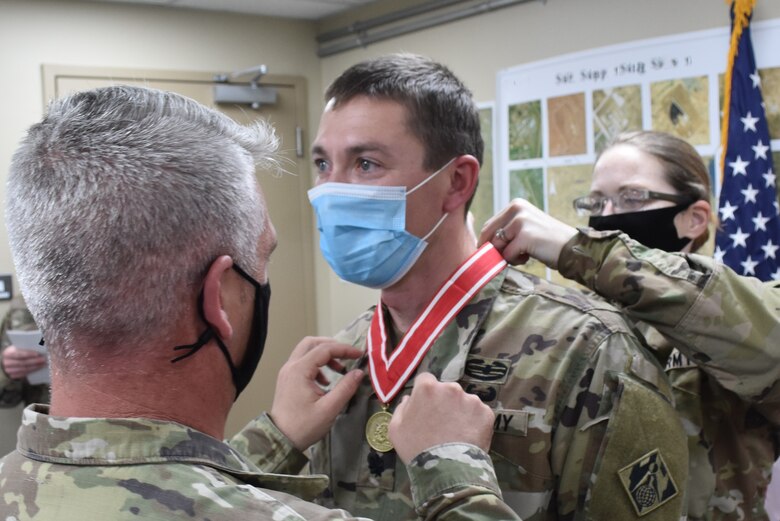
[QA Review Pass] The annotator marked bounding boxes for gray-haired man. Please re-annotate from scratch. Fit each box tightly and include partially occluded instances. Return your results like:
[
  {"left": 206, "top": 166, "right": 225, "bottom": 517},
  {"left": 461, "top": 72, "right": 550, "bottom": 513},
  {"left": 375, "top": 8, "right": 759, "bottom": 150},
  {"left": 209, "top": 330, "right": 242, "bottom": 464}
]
[{"left": 0, "top": 85, "right": 521, "bottom": 520}]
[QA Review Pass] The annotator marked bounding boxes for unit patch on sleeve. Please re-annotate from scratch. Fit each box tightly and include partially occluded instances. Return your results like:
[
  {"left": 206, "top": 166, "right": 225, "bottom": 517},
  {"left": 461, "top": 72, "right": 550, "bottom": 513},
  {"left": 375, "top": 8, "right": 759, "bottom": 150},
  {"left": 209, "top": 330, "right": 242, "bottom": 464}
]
[{"left": 617, "top": 449, "right": 679, "bottom": 516}]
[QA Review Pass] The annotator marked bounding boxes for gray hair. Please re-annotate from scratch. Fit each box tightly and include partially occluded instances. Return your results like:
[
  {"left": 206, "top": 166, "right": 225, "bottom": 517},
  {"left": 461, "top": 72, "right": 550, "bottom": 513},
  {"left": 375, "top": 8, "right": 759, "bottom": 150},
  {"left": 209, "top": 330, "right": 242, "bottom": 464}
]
[{"left": 6, "top": 85, "right": 278, "bottom": 356}]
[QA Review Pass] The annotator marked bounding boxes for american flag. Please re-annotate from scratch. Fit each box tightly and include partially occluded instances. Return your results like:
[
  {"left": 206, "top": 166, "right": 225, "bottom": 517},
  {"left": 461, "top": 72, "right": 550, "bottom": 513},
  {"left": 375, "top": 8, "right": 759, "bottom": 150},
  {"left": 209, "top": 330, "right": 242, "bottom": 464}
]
[{"left": 715, "top": 0, "right": 780, "bottom": 281}]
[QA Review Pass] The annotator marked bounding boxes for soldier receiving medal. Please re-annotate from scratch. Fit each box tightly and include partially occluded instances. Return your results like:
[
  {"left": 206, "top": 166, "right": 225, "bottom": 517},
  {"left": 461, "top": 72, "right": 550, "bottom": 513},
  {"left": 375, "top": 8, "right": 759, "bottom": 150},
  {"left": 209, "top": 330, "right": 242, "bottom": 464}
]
[{"left": 253, "top": 53, "right": 690, "bottom": 521}]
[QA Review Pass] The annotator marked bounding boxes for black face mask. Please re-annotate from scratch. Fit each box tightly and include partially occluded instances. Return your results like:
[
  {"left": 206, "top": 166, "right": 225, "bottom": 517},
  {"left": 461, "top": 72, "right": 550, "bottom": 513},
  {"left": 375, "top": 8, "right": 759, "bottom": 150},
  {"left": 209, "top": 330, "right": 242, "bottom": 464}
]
[
  {"left": 588, "top": 203, "right": 693, "bottom": 253},
  {"left": 171, "top": 263, "right": 271, "bottom": 399}
]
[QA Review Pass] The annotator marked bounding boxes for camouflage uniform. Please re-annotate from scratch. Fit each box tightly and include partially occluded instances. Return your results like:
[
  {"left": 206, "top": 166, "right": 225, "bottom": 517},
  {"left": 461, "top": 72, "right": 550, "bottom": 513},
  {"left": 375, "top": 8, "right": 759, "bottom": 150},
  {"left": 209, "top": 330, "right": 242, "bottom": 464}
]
[
  {"left": 0, "top": 405, "right": 522, "bottom": 520},
  {"left": 246, "top": 267, "right": 688, "bottom": 520},
  {"left": 0, "top": 298, "right": 49, "bottom": 407},
  {"left": 557, "top": 228, "right": 780, "bottom": 521}
]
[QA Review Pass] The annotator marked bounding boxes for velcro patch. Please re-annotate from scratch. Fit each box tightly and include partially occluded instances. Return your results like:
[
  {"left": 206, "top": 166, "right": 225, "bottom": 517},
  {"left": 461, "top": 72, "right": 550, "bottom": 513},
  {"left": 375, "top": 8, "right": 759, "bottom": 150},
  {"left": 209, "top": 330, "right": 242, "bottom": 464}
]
[
  {"left": 462, "top": 356, "right": 511, "bottom": 384},
  {"left": 463, "top": 382, "right": 500, "bottom": 405},
  {"left": 618, "top": 449, "right": 679, "bottom": 516},
  {"left": 665, "top": 348, "right": 697, "bottom": 370},
  {"left": 492, "top": 409, "right": 528, "bottom": 437}
]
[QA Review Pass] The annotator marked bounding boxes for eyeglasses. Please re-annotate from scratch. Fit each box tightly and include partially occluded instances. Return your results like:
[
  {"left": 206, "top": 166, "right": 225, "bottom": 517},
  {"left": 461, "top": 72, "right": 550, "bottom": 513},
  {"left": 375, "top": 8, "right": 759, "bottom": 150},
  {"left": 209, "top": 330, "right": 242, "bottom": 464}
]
[{"left": 572, "top": 188, "right": 693, "bottom": 216}]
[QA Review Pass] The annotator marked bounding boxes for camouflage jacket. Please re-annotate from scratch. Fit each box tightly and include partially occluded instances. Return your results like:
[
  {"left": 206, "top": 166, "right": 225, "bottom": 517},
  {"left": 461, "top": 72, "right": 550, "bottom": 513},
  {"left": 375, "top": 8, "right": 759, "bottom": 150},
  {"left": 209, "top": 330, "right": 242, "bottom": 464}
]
[
  {"left": 0, "top": 298, "right": 49, "bottom": 407},
  {"left": 0, "top": 405, "right": 521, "bottom": 520},
  {"left": 558, "top": 228, "right": 780, "bottom": 521},
  {"left": 268, "top": 267, "right": 687, "bottom": 520}
]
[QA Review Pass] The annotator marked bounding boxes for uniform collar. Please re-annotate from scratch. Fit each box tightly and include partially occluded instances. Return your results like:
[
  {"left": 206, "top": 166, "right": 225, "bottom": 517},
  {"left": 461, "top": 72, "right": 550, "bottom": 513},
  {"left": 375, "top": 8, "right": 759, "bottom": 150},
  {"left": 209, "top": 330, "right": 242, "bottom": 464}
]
[{"left": 384, "top": 267, "right": 508, "bottom": 385}]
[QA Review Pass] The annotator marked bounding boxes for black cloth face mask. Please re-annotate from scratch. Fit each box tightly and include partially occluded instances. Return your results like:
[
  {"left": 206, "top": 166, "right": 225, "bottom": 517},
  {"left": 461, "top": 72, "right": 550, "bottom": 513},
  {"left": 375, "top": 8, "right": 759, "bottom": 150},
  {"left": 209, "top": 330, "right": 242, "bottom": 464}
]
[
  {"left": 171, "top": 263, "right": 271, "bottom": 399},
  {"left": 588, "top": 202, "right": 693, "bottom": 253}
]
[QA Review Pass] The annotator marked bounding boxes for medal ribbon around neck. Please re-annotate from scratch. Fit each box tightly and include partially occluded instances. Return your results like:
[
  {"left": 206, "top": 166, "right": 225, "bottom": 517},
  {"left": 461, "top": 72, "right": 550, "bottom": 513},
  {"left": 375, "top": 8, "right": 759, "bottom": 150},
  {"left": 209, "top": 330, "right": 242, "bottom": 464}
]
[{"left": 367, "top": 242, "right": 507, "bottom": 404}]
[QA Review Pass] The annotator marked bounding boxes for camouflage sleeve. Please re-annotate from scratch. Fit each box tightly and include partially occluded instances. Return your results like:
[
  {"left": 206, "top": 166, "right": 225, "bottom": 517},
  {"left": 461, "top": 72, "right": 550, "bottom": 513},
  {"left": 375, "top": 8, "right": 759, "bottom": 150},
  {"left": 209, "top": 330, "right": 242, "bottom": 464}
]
[
  {"left": 232, "top": 431, "right": 522, "bottom": 519},
  {"left": 558, "top": 228, "right": 780, "bottom": 411},
  {"left": 228, "top": 412, "right": 309, "bottom": 475},
  {"left": 406, "top": 443, "right": 523, "bottom": 520},
  {"left": 256, "top": 445, "right": 522, "bottom": 521}
]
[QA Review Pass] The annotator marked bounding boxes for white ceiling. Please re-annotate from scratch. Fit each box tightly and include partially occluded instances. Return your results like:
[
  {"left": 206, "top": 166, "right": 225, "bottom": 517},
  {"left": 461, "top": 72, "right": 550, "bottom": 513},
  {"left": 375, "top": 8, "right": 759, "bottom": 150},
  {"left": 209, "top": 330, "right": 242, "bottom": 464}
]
[{"left": 90, "top": 0, "right": 381, "bottom": 20}]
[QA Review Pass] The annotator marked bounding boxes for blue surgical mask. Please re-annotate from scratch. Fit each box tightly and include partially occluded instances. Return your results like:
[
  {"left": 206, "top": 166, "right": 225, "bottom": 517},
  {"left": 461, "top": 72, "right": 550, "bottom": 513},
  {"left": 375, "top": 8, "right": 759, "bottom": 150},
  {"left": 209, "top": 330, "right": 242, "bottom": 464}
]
[{"left": 308, "top": 159, "right": 454, "bottom": 289}]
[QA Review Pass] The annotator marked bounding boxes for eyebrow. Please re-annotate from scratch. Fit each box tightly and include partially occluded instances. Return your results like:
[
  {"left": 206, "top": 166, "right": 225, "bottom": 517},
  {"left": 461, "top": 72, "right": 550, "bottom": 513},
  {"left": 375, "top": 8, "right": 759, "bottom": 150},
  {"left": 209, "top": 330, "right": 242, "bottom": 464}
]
[
  {"left": 310, "top": 142, "right": 392, "bottom": 157},
  {"left": 590, "top": 185, "right": 645, "bottom": 196}
]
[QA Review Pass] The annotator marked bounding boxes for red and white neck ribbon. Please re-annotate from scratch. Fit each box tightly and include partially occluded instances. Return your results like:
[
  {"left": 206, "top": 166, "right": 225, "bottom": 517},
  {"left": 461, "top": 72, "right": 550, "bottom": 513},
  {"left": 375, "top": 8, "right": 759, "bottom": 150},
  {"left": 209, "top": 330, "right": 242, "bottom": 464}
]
[{"left": 367, "top": 242, "right": 507, "bottom": 404}]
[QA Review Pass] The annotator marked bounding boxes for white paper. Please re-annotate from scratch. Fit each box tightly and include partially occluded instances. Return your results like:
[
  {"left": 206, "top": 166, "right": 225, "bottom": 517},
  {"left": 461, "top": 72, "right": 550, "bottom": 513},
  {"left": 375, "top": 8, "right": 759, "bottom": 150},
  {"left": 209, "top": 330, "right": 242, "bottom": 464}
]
[{"left": 6, "top": 329, "right": 49, "bottom": 385}]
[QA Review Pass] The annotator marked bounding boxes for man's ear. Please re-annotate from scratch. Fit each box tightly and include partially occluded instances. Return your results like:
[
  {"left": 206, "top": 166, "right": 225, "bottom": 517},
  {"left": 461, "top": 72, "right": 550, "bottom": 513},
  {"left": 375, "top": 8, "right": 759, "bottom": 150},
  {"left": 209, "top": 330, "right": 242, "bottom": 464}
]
[
  {"left": 443, "top": 155, "right": 480, "bottom": 214},
  {"left": 676, "top": 200, "right": 712, "bottom": 239},
  {"left": 202, "top": 255, "right": 234, "bottom": 341}
]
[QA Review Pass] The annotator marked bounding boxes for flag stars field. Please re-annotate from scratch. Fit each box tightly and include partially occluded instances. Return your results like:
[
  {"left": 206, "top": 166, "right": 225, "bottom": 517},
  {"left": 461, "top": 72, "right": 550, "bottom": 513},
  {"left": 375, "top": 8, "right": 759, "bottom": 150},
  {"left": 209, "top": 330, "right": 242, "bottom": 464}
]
[
  {"left": 752, "top": 140, "right": 769, "bottom": 159},
  {"left": 729, "top": 228, "right": 750, "bottom": 248},
  {"left": 762, "top": 240, "right": 779, "bottom": 260},
  {"left": 715, "top": 10, "right": 780, "bottom": 281},
  {"left": 741, "top": 256, "right": 759, "bottom": 276},
  {"left": 749, "top": 71, "right": 761, "bottom": 88},
  {"left": 719, "top": 201, "right": 738, "bottom": 221},
  {"left": 729, "top": 156, "right": 749, "bottom": 175},
  {"left": 740, "top": 111, "right": 759, "bottom": 132},
  {"left": 753, "top": 212, "right": 770, "bottom": 232},
  {"left": 741, "top": 184, "right": 759, "bottom": 203},
  {"left": 763, "top": 168, "right": 776, "bottom": 188}
]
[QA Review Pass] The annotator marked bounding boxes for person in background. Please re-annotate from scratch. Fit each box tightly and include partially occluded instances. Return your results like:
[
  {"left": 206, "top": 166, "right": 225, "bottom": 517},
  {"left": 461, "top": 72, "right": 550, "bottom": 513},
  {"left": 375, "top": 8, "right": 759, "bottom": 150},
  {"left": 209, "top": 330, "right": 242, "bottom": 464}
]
[
  {"left": 0, "top": 297, "right": 48, "bottom": 407},
  {"left": 252, "top": 54, "right": 688, "bottom": 521},
  {"left": 0, "top": 84, "right": 522, "bottom": 520},
  {"left": 482, "top": 130, "right": 780, "bottom": 521}
]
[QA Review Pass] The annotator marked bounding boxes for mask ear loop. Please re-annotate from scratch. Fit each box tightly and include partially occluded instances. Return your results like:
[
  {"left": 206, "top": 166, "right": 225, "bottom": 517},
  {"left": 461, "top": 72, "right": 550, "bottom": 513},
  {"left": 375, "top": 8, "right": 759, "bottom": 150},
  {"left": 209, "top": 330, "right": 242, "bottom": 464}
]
[
  {"left": 406, "top": 157, "right": 457, "bottom": 195},
  {"left": 408, "top": 157, "right": 457, "bottom": 242},
  {"left": 422, "top": 213, "right": 449, "bottom": 241},
  {"left": 170, "top": 290, "right": 239, "bottom": 382}
]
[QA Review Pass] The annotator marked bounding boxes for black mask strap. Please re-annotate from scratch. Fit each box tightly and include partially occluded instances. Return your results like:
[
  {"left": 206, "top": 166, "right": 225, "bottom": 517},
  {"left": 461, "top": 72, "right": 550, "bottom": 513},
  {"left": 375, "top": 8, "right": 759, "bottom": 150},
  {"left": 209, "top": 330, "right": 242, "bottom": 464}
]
[
  {"left": 232, "top": 263, "right": 260, "bottom": 291},
  {"left": 171, "top": 326, "right": 214, "bottom": 363},
  {"left": 171, "top": 292, "right": 239, "bottom": 379},
  {"left": 170, "top": 263, "right": 269, "bottom": 399}
]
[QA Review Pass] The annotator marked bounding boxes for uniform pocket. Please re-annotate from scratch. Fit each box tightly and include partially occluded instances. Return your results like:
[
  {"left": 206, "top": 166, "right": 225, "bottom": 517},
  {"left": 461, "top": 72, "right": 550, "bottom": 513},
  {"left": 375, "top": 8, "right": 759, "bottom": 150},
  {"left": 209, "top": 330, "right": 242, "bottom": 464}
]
[{"left": 489, "top": 408, "right": 555, "bottom": 491}]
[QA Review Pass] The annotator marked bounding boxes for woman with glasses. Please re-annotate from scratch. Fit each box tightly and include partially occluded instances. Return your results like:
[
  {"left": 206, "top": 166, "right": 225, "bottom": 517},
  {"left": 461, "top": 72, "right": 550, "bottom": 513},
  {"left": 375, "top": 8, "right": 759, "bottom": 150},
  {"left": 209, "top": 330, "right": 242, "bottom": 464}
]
[
  {"left": 574, "top": 131, "right": 713, "bottom": 253},
  {"left": 482, "top": 130, "right": 779, "bottom": 521}
]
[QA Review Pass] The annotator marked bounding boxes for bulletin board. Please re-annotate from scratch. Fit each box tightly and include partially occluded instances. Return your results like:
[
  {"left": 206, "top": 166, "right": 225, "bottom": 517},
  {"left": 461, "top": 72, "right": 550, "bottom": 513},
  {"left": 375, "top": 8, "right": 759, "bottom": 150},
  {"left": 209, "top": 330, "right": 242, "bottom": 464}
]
[{"left": 495, "top": 19, "right": 780, "bottom": 282}]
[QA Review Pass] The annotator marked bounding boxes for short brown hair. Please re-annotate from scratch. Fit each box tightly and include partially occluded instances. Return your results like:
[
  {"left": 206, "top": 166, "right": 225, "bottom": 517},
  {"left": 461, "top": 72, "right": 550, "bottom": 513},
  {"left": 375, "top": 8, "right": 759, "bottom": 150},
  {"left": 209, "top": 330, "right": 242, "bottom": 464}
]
[{"left": 325, "top": 54, "right": 483, "bottom": 212}]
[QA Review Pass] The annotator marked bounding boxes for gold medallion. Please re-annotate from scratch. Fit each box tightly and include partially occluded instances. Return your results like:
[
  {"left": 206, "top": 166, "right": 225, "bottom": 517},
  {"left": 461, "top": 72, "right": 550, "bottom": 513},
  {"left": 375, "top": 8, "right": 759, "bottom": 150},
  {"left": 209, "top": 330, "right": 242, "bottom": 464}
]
[{"left": 365, "top": 410, "right": 394, "bottom": 452}]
